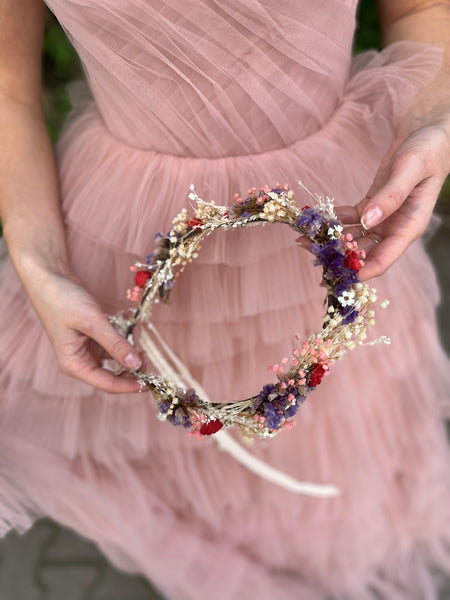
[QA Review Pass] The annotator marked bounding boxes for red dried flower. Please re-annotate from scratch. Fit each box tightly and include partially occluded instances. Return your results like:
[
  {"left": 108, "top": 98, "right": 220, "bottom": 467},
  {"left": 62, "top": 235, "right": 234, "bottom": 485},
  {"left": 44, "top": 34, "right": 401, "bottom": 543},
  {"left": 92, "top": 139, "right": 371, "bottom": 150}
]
[
  {"left": 187, "top": 218, "right": 204, "bottom": 230},
  {"left": 135, "top": 270, "right": 151, "bottom": 287},
  {"left": 309, "top": 364, "right": 326, "bottom": 387},
  {"left": 344, "top": 251, "right": 361, "bottom": 273},
  {"left": 302, "top": 205, "right": 311, "bottom": 210},
  {"left": 199, "top": 419, "right": 224, "bottom": 435}
]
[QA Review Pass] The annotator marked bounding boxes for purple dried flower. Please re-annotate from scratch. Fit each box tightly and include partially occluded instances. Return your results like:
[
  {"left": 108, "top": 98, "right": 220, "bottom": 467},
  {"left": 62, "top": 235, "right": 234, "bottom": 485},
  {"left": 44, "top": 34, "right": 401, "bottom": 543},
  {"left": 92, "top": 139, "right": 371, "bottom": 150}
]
[
  {"left": 340, "top": 305, "right": 359, "bottom": 325},
  {"left": 328, "top": 219, "right": 341, "bottom": 230},
  {"left": 284, "top": 402, "right": 300, "bottom": 419},
  {"left": 345, "top": 268, "right": 359, "bottom": 283},
  {"left": 158, "top": 401, "right": 170, "bottom": 414},
  {"left": 313, "top": 240, "right": 346, "bottom": 278},
  {"left": 335, "top": 269, "right": 359, "bottom": 296},
  {"left": 270, "top": 394, "right": 290, "bottom": 412},
  {"left": 262, "top": 383, "right": 276, "bottom": 395},
  {"left": 334, "top": 281, "right": 348, "bottom": 297},
  {"left": 253, "top": 383, "right": 276, "bottom": 410},
  {"left": 167, "top": 407, "right": 192, "bottom": 429},
  {"left": 253, "top": 396, "right": 263, "bottom": 410},
  {"left": 183, "top": 388, "right": 200, "bottom": 404},
  {"left": 264, "top": 403, "right": 283, "bottom": 430},
  {"left": 295, "top": 208, "right": 326, "bottom": 237}
]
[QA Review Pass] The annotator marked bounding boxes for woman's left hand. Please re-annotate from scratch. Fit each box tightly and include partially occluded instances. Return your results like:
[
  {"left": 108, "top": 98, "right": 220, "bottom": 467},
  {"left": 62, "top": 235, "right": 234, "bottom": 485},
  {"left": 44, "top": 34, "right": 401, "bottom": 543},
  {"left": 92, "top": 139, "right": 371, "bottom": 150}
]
[{"left": 335, "top": 119, "right": 450, "bottom": 282}]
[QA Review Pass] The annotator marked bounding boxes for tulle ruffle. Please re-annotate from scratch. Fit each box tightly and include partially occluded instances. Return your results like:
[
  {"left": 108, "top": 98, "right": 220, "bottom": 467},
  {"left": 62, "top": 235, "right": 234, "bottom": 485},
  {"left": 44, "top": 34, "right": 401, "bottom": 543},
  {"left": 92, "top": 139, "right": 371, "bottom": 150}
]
[
  {"left": 0, "top": 332, "right": 450, "bottom": 600},
  {"left": 56, "top": 41, "right": 443, "bottom": 258}
]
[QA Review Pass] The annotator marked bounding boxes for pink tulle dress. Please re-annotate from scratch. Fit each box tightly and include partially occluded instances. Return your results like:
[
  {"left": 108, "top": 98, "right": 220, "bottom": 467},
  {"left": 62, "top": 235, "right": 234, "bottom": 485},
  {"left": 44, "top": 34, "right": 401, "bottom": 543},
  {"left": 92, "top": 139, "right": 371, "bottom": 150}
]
[{"left": 1, "top": 0, "right": 450, "bottom": 598}]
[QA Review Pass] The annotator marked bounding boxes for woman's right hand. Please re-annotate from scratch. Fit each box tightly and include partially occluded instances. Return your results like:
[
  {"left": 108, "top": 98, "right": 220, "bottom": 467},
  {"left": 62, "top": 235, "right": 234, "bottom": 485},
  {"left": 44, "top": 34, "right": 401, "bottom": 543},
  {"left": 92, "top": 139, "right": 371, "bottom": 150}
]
[
  {"left": 1, "top": 1, "right": 143, "bottom": 394},
  {"left": 19, "top": 256, "right": 144, "bottom": 394}
]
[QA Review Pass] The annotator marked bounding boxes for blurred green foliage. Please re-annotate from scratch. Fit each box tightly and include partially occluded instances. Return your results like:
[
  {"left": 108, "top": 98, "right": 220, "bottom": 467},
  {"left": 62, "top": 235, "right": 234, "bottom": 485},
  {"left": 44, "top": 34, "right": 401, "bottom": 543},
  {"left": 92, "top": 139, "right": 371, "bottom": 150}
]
[
  {"left": 42, "top": 12, "right": 82, "bottom": 140},
  {"left": 354, "top": 0, "right": 382, "bottom": 53}
]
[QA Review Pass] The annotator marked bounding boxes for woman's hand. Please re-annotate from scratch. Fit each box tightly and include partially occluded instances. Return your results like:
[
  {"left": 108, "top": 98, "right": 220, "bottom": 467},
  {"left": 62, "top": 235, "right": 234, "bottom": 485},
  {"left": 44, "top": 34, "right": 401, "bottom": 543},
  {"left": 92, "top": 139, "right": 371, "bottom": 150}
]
[
  {"left": 338, "top": 0, "right": 450, "bottom": 281},
  {"left": 0, "top": 2, "right": 143, "bottom": 394},
  {"left": 336, "top": 119, "right": 450, "bottom": 281},
  {"left": 20, "top": 257, "right": 143, "bottom": 394}
]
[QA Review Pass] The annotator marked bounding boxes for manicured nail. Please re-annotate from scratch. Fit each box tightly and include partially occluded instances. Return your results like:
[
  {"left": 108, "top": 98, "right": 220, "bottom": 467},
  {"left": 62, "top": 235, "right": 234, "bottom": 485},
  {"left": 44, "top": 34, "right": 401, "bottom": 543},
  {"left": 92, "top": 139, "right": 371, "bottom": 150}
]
[
  {"left": 361, "top": 207, "right": 382, "bottom": 229},
  {"left": 124, "top": 352, "right": 142, "bottom": 370}
]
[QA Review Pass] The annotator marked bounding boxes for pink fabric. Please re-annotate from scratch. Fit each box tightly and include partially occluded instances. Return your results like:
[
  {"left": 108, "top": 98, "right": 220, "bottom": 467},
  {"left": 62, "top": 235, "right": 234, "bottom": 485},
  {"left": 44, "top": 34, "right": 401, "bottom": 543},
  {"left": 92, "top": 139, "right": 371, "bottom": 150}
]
[{"left": 1, "top": 0, "right": 450, "bottom": 597}]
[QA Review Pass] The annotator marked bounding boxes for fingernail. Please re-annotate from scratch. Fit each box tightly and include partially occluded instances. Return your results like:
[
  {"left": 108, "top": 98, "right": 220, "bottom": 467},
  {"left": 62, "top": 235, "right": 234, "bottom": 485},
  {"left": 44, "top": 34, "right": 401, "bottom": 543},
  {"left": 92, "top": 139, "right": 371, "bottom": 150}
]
[
  {"left": 124, "top": 352, "right": 142, "bottom": 370},
  {"left": 361, "top": 207, "right": 382, "bottom": 229}
]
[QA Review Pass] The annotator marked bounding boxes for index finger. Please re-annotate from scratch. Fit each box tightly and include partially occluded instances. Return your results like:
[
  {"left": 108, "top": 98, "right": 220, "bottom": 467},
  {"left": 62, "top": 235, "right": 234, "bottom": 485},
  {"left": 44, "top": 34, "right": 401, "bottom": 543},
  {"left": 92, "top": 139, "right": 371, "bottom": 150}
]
[
  {"left": 67, "top": 355, "right": 145, "bottom": 394},
  {"left": 334, "top": 205, "right": 363, "bottom": 225}
]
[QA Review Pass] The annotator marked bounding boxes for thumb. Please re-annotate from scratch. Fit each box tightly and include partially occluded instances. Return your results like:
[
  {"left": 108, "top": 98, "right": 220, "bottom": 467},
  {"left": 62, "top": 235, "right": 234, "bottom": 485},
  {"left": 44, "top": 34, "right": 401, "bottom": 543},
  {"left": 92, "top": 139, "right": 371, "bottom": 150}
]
[
  {"left": 360, "top": 150, "right": 424, "bottom": 230},
  {"left": 87, "top": 312, "right": 142, "bottom": 371},
  {"left": 357, "top": 137, "right": 408, "bottom": 228},
  {"left": 364, "top": 137, "right": 406, "bottom": 200}
]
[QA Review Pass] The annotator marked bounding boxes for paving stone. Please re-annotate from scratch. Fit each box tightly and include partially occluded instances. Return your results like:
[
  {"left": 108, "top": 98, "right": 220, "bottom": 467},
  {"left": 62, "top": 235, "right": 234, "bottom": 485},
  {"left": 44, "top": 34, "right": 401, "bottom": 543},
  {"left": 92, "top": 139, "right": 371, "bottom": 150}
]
[
  {"left": 83, "top": 568, "right": 162, "bottom": 600},
  {"left": 0, "top": 520, "right": 162, "bottom": 600},
  {"left": 426, "top": 209, "right": 450, "bottom": 353},
  {"left": 42, "top": 522, "right": 101, "bottom": 562},
  {"left": 38, "top": 562, "right": 106, "bottom": 600},
  {"left": 0, "top": 521, "right": 54, "bottom": 600}
]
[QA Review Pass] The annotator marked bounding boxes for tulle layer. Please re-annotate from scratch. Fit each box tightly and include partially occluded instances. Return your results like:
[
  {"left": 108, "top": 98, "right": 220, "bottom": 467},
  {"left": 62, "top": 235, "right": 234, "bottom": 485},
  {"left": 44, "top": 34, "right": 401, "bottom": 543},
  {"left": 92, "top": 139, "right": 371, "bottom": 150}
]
[
  {"left": 56, "top": 41, "right": 443, "bottom": 258},
  {"left": 0, "top": 221, "right": 447, "bottom": 405},
  {"left": 0, "top": 329, "right": 450, "bottom": 600}
]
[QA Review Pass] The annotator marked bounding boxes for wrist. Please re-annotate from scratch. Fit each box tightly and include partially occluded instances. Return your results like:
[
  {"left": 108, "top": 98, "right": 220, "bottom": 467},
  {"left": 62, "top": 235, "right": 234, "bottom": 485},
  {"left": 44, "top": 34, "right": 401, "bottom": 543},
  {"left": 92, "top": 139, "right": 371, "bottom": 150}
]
[
  {"left": 395, "top": 96, "right": 450, "bottom": 139},
  {"left": 4, "top": 223, "right": 73, "bottom": 282},
  {"left": 16, "top": 248, "right": 73, "bottom": 280}
]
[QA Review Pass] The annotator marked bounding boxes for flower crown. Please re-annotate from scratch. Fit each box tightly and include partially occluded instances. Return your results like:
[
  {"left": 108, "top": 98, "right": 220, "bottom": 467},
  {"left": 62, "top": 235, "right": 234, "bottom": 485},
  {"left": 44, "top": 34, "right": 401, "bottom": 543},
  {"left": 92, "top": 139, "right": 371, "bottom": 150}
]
[{"left": 112, "top": 182, "right": 389, "bottom": 439}]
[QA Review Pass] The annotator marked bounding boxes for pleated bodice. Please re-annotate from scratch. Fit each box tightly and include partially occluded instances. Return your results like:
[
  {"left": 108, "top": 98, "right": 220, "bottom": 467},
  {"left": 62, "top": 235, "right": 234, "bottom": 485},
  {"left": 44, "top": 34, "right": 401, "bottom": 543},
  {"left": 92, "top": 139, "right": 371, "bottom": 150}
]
[{"left": 45, "top": 0, "right": 356, "bottom": 157}]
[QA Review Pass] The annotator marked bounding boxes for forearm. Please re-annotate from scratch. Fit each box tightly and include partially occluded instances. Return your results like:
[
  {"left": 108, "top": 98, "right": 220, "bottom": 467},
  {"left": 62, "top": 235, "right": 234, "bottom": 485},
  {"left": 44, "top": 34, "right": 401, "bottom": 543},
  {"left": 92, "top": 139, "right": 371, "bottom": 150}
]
[
  {"left": 0, "top": 97, "right": 71, "bottom": 281},
  {"left": 378, "top": 1, "right": 450, "bottom": 135}
]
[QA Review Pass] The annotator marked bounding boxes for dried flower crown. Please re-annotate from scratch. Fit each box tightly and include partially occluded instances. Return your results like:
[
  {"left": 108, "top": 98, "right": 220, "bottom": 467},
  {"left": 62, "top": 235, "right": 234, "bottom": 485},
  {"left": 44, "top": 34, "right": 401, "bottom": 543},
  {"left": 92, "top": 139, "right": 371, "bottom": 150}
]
[{"left": 111, "top": 182, "right": 389, "bottom": 439}]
